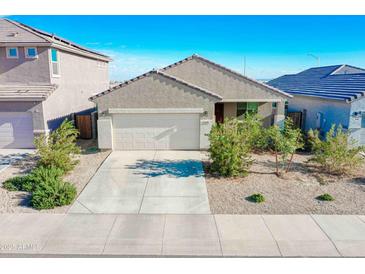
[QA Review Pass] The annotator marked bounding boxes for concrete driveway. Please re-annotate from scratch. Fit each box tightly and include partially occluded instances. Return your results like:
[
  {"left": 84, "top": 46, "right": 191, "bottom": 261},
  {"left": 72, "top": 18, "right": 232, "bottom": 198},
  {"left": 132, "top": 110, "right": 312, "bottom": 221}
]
[{"left": 69, "top": 150, "right": 210, "bottom": 214}]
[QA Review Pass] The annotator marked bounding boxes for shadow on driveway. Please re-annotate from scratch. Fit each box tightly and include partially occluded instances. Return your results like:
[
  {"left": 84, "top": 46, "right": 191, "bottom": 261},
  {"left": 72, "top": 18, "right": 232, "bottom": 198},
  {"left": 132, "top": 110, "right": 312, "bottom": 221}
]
[{"left": 126, "top": 159, "right": 204, "bottom": 178}]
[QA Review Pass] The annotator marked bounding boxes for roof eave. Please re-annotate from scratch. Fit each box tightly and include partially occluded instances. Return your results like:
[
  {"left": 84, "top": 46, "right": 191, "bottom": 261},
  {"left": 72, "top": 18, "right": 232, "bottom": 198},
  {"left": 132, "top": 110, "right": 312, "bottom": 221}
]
[
  {"left": 4, "top": 18, "right": 111, "bottom": 62},
  {"left": 51, "top": 43, "right": 112, "bottom": 62}
]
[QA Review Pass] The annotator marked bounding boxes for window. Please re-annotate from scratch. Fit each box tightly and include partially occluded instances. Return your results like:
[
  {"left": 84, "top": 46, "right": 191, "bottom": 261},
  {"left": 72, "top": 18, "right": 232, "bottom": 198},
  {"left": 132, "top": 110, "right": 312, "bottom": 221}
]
[
  {"left": 272, "top": 102, "right": 278, "bottom": 109},
  {"left": 50, "top": 48, "right": 60, "bottom": 76},
  {"left": 237, "top": 102, "right": 259, "bottom": 117},
  {"left": 6, "top": 47, "right": 18, "bottom": 58},
  {"left": 362, "top": 113, "right": 365, "bottom": 128},
  {"left": 25, "top": 47, "right": 38, "bottom": 58}
]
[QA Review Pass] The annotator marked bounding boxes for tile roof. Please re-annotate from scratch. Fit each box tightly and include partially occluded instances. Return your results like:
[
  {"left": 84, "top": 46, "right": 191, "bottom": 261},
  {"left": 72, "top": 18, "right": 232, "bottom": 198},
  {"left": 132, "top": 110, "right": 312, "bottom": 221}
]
[
  {"left": 0, "top": 18, "right": 111, "bottom": 62},
  {"left": 268, "top": 65, "right": 365, "bottom": 103}
]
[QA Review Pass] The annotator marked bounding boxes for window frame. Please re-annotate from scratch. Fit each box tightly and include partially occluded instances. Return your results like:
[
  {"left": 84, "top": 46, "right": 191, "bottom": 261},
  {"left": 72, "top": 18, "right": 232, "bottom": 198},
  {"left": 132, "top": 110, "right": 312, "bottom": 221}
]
[
  {"left": 236, "top": 102, "right": 259, "bottom": 117},
  {"left": 49, "top": 48, "right": 60, "bottom": 77},
  {"left": 25, "top": 47, "right": 38, "bottom": 59},
  {"left": 6, "top": 47, "right": 19, "bottom": 59},
  {"left": 361, "top": 112, "right": 365, "bottom": 128}
]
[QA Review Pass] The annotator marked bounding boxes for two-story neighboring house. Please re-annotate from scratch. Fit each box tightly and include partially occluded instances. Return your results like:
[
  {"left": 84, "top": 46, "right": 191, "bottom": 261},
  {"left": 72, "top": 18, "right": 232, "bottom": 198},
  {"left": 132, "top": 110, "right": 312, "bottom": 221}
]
[{"left": 0, "top": 18, "right": 111, "bottom": 148}]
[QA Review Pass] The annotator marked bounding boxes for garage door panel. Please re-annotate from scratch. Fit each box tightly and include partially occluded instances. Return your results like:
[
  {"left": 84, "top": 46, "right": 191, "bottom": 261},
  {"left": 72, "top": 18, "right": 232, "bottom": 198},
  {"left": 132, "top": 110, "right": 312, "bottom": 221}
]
[
  {"left": 112, "top": 113, "right": 200, "bottom": 150},
  {"left": 0, "top": 112, "right": 34, "bottom": 148}
]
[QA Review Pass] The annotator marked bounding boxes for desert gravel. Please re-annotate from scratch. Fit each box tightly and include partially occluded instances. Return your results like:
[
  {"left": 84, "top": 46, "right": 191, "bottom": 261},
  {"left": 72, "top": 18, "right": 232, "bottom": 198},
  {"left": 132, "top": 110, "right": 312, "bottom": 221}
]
[
  {"left": 205, "top": 153, "right": 365, "bottom": 214},
  {"left": 0, "top": 141, "right": 110, "bottom": 213}
]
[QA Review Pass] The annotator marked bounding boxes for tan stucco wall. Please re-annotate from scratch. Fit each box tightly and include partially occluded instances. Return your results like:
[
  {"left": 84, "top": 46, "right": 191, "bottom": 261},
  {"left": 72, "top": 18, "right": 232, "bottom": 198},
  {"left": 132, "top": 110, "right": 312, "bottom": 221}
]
[
  {"left": 43, "top": 49, "right": 109, "bottom": 129},
  {"left": 0, "top": 46, "right": 51, "bottom": 85},
  {"left": 94, "top": 73, "right": 219, "bottom": 119},
  {"left": 165, "top": 58, "right": 288, "bottom": 101}
]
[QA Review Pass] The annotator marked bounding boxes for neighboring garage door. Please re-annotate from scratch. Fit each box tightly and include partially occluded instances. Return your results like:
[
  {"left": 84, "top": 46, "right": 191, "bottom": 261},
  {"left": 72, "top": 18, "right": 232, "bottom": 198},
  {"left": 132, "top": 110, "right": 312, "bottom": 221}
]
[
  {"left": 112, "top": 113, "right": 200, "bottom": 150},
  {"left": 0, "top": 112, "right": 34, "bottom": 148}
]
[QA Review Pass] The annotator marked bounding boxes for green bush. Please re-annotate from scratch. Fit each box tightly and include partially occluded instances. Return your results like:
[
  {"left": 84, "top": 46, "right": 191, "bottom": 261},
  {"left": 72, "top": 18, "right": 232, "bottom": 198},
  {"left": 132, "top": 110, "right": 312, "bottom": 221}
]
[
  {"left": 209, "top": 118, "right": 253, "bottom": 177},
  {"left": 31, "top": 178, "right": 77, "bottom": 210},
  {"left": 239, "top": 113, "right": 270, "bottom": 151},
  {"left": 308, "top": 124, "right": 365, "bottom": 175},
  {"left": 267, "top": 118, "right": 303, "bottom": 176},
  {"left": 27, "top": 166, "right": 64, "bottom": 191},
  {"left": 317, "top": 193, "right": 334, "bottom": 201},
  {"left": 2, "top": 166, "right": 63, "bottom": 193},
  {"left": 3, "top": 176, "right": 30, "bottom": 191},
  {"left": 247, "top": 193, "right": 265, "bottom": 203},
  {"left": 34, "top": 119, "right": 80, "bottom": 174}
]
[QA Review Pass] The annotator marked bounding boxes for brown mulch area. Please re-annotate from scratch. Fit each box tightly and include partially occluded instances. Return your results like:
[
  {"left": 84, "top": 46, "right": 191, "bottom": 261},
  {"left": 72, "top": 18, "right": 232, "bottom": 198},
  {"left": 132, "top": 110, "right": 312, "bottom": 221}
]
[
  {"left": 204, "top": 152, "right": 365, "bottom": 214},
  {"left": 0, "top": 139, "right": 110, "bottom": 213}
]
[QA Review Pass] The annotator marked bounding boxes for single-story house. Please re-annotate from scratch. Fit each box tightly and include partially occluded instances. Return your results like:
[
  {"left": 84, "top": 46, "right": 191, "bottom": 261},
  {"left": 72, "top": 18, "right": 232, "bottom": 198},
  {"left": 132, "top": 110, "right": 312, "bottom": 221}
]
[
  {"left": 90, "top": 54, "right": 291, "bottom": 150},
  {"left": 268, "top": 64, "right": 365, "bottom": 146}
]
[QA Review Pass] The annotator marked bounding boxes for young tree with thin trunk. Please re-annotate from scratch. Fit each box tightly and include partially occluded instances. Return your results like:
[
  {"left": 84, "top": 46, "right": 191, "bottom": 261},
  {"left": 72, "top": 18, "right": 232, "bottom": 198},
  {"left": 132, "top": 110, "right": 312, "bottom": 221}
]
[{"left": 267, "top": 118, "right": 303, "bottom": 177}]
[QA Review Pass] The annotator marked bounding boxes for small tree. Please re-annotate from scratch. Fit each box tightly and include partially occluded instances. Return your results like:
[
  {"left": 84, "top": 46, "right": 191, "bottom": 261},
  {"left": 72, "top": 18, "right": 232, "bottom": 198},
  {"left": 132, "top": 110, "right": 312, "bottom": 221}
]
[
  {"left": 267, "top": 118, "right": 303, "bottom": 176},
  {"left": 34, "top": 119, "right": 80, "bottom": 174},
  {"left": 308, "top": 124, "right": 365, "bottom": 175},
  {"left": 209, "top": 118, "right": 253, "bottom": 177}
]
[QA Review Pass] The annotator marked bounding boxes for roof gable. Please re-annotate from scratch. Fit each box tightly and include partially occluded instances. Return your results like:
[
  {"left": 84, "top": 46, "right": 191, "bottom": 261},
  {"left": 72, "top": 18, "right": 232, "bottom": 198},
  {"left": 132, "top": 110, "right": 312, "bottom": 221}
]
[
  {"left": 162, "top": 55, "right": 291, "bottom": 100},
  {"left": 90, "top": 69, "right": 222, "bottom": 101},
  {"left": 0, "top": 19, "right": 48, "bottom": 43}
]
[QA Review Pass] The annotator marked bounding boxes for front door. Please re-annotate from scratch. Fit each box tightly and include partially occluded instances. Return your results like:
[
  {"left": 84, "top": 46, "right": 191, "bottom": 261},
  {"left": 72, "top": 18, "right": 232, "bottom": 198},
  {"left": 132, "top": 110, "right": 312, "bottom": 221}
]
[{"left": 215, "top": 103, "right": 224, "bottom": 123}]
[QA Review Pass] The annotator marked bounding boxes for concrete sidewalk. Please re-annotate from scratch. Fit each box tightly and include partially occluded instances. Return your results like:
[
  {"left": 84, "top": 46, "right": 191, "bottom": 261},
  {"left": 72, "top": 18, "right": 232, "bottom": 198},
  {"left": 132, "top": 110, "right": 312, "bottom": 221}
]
[{"left": 0, "top": 214, "right": 364, "bottom": 257}]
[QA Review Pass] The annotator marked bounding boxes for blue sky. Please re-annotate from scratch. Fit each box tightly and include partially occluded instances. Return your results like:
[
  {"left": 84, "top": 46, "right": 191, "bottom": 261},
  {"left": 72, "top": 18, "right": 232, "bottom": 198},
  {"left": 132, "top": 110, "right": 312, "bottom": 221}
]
[{"left": 8, "top": 15, "right": 365, "bottom": 81}]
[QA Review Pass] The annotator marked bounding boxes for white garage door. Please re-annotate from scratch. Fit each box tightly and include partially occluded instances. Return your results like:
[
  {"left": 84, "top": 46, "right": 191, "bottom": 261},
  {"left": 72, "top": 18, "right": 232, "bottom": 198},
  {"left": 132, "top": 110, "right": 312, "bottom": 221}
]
[
  {"left": 112, "top": 113, "right": 200, "bottom": 150},
  {"left": 0, "top": 112, "right": 34, "bottom": 148}
]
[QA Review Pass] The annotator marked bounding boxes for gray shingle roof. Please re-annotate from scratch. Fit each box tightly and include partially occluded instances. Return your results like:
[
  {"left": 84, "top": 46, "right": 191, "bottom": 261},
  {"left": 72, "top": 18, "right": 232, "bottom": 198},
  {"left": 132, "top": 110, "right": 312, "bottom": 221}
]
[{"left": 268, "top": 65, "right": 365, "bottom": 103}]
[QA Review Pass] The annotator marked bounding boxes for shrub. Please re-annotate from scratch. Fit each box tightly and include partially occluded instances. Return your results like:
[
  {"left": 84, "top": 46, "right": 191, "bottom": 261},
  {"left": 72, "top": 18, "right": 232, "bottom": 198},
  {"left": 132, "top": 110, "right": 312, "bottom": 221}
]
[
  {"left": 308, "top": 124, "right": 365, "bottom": 175},
  {"left": 3, "top": 176, "right": 30, "bottom": 191},
  {"left": 247, "top": 193, "right": 265, "bottom": 203},
  {"left": 34, "top": 119, "right": 80, "bottom": 174},
  {"left": 2, "top": 166, "right": 64, "bottom": 193},
  {"left": 31, "top": 178, "right": 77, "bottom": 210},
  {"left": 317, "top": 193, "right": 334, "bottom": 201},
  {"left": 27, "top": 166, "right": 64, "bottom": 191},
  {"left": 209, "top": 118, "right": 253, "bottom": 177},
  {"left": 267, "top": 118, "right": 303, "bottom": 176},
  {"left": 239, "top": 113, "right": 270, "bottom": 151}
]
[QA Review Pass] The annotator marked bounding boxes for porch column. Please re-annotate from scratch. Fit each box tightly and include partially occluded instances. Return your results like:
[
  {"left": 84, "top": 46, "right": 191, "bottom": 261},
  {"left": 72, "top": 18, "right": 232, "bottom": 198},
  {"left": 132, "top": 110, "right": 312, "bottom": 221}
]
[{"left": 274, "top": 101, "right": 285, "bottom": 127}]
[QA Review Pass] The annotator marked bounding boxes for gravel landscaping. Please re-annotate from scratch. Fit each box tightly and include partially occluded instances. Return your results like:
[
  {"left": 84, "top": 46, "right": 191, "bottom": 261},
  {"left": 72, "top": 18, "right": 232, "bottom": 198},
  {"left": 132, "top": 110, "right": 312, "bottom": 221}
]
[
  {"left": 205, "top": 152, "right": 365, "bottom": 214},
  {"left": 0, "top": 140, "right": 110, "bottom": 213}
]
